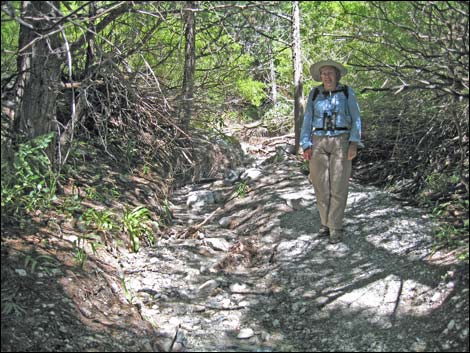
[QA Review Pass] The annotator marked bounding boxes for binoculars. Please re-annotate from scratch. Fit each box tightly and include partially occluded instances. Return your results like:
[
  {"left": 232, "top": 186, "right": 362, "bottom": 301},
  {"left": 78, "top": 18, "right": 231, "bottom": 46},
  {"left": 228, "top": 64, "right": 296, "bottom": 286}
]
[{"left": 323, "top": 111, "right": 337, "bottom": 131}]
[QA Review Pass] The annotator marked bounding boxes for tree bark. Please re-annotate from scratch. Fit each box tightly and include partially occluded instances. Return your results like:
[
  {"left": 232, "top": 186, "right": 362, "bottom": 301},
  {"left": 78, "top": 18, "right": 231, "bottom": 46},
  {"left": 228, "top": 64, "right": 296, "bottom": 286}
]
[
  {"left": 292, "top": 1, "right": 304, "bottom": 154},
  {"left": 14, "top": 1, "right": 62, "bottom": 142},
  {"left": 181, "top": 1, "right": 197, "bottom": 131},
  {"left": 269, "top": 45, "right": 278, "bottom": 105}
]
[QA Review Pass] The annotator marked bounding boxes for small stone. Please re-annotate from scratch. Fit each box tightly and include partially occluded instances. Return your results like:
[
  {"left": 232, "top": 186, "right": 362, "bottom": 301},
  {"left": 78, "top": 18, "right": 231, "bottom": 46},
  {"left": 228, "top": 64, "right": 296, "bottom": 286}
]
[
  {"left": 204, "top": 238, "right": 230, "bottom": 252},
  {"left": 218, "top": 217, "right": 232, "bottom": 228},
  {"left": 197, "top": 279, "right": 219, "bottom": 297},
  {"left": 446, "top": 320, "right": 456, "bottom": 331},
  {"left": 172, "top": 342, "right": 184, "bottom": 352},
  {"left": 237, "top": 328, "right": 254, "bottom": 339},
  {"left": 410, "top": 339, "right": 427, "bottom": 352},
  {"left": 15, "top": 269, "right": 27, "bottom": 276}
]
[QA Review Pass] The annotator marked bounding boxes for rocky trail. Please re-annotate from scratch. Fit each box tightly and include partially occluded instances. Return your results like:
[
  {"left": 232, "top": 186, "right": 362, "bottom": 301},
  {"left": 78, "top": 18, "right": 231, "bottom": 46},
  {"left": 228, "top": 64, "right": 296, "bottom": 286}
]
[
  {"left": 119, "top": 139, "right": 469, "bottom": 352},
  {"left": 1, "top": 135, "right": 468, "bottom": 352}
]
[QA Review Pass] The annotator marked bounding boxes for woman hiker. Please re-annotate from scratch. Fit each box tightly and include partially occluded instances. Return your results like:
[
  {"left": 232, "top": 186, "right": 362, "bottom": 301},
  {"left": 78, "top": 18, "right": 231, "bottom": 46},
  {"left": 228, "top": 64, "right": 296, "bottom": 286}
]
[{"left": 300, "top": 59, "right": 364, "bottom": 244}]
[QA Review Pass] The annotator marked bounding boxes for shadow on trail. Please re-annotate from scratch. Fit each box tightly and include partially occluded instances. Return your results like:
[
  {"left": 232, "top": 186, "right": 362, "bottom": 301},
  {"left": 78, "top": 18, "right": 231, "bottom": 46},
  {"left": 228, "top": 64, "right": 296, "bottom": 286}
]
[
  {"left": 112, "top": 153, "right": 467, "bottom": 352},
  {"left": 1, "top": 225, "right": 160, "bottom": 352},
  {"left": 214, "top": 159, "right": 465, "bottom": 351}
]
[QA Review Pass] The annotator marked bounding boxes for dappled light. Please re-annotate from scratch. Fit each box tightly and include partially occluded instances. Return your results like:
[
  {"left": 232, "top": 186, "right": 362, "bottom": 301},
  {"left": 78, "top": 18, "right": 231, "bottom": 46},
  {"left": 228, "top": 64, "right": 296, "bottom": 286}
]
[{"left": 1, "top": 1, "right": 468, "bottom": 352}]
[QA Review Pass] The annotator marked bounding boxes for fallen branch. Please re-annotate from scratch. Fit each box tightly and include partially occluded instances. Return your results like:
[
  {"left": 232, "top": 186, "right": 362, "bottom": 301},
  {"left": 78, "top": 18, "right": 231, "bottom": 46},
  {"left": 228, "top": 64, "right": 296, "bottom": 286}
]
[
  {"left": 176, "top": 185, "right": 244, "bottom": 238},
  {"left": 262, "top": 133, "right": 294, "bottom": 144},
  {"left": 177, "top": 206, "right": 223, "bottom": 239}
]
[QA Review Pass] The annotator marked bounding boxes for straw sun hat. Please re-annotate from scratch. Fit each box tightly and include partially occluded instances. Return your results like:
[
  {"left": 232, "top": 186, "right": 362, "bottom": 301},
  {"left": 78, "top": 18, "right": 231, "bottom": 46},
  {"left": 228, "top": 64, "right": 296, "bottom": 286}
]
[{"left": 310, "top": 60, "right": 347, "bottom": 81}]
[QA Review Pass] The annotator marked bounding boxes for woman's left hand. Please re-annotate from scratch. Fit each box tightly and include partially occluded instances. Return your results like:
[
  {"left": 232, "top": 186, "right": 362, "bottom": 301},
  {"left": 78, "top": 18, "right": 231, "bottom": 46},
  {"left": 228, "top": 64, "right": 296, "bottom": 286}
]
[{"left": 347, "top": 143, "right": 357, "bottom": 160}]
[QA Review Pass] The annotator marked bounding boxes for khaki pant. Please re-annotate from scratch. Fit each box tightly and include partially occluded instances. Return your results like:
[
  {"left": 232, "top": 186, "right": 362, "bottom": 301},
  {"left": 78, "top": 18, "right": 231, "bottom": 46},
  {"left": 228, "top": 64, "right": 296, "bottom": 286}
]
[{"left": 309, "top": 134, "right": 351, "bottom": 231}]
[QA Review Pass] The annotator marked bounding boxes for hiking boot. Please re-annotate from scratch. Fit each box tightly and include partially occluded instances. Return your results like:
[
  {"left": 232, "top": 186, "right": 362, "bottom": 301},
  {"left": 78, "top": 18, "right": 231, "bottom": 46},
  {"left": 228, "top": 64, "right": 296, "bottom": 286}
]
[
  {"left": 329, "top": 229, "right": 343, "bottom": 244},
  {"left": 318, "top": 226, "right": 329, "bottom": 237}
]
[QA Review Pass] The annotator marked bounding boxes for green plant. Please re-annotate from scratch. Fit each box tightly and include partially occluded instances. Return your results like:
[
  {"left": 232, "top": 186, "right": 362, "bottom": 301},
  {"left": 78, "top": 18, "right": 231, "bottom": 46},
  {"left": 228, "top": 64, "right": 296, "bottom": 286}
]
[
  {"left": 83, "top": 233, "right": 105, "bottom": 255},
  {"left": 160, "top": 198, "right": 172, "bottom": 226},
  {"left": 1, "top": 288, "right": 26, "bottom": 317},
  {"left": 423, "top": 172, "right": 460, "bottom": 196},
  {"left": 74, "top": 247, "right": 88, "bottom": 268},
  {"left": 262, "top": 100, "right": 293, "bottom": 134},
  {"left": 457, "top": 250, "right": 469, "bottom": 263},
  {"left": 435, "top": 223, "right": 461, "bottom": 247},
  {"left": 84, "top": 186, "right": 99, "bottom": 200},
  {"left": 71, "top": 230, "right": 106, "bottom": 267},
  {"left": 121, "top": 276, "right": 134, "bottom": 303},
  {"left": 142, "top": 163, "right": 151, "bottom": 176},
  {"left": 122, "top": 206, "right": 153, "bottom": 252},
  {"left": 79, "top": 208, "right": 116, "bottom": 254},
  {"left": 61, "top": 193, "right": 82, "bottom": 217},
  {"left": 236, "top": 78, "right": 267, "bottom": 107},
  {"left": 300, "top": 161, "right": 309, "bottom": 175},
  {"left": 1, "top": 132, "right": 57, "bottom": 224},
  {"left": 108, "top": 185, "right": 121, "bottom": 199},
  {"left": 236, "top": 181, "right": 248, "bottom": 198},
  {"left": 24, "top": 254, "right": 58, "bottom": 275},
  {"left": 82, "top": 208, "right": 116, "bottom": 232},
  {"left": 431, "top": 199, "right": 469, "bottom": 262}
]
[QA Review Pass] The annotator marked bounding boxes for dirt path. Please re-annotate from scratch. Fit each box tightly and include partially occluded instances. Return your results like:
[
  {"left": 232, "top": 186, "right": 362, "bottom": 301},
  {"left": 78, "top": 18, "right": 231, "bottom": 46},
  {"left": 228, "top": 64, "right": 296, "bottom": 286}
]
[
  {"left": 120, "top": 145, "right": 469, "bottom": 352},
  {"left": 1, "top": 136, "right": 468, "bottom": 352}
]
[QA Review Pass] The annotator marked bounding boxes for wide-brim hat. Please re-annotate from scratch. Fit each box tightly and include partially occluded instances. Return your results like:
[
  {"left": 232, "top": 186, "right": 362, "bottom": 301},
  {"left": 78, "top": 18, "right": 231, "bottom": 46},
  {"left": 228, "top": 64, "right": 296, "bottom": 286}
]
[{"left": 310, "top": 60, "right": 347, "bottom": 81}]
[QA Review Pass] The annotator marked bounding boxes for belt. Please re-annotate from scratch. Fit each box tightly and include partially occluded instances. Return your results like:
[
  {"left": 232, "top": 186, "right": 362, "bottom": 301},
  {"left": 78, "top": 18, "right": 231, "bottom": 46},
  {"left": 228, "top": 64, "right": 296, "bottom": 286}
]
[{"left": 314, "top": 127, "right": 349, "bottom": 131}]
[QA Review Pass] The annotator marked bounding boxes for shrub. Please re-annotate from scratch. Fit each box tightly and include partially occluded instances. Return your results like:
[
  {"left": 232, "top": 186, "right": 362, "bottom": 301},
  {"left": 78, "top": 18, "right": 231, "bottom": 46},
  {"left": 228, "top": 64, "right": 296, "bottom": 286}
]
[{"left": 1, "top": 133, "right": 57, "bottom": 225}]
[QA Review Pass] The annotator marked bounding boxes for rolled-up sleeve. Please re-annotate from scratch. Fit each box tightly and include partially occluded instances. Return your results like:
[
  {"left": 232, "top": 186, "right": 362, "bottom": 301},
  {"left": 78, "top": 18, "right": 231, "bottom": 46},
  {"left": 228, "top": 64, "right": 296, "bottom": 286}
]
[
  {"left": 347, "top": 88, "right": 364, "bottom": 148},
  {"left": 300, "top": 89, "right": 314, "bottom": 151}
]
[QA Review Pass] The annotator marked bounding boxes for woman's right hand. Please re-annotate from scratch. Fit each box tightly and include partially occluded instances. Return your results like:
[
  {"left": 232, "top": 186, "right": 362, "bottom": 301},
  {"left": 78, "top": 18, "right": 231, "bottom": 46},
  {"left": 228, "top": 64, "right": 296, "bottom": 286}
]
[
  {"left": 347, "top": 142, "right": 358, "bottom": 160},
  {"left": 303, "top": 147, "right": 312, "bottom": 160}
]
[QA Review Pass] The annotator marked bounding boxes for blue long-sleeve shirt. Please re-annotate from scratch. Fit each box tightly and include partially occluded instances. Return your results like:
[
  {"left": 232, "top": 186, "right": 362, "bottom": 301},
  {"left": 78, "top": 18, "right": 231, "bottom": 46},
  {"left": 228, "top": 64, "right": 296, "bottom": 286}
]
[{"left": 300, "top": 84, "right": 364, "bottom": 151}]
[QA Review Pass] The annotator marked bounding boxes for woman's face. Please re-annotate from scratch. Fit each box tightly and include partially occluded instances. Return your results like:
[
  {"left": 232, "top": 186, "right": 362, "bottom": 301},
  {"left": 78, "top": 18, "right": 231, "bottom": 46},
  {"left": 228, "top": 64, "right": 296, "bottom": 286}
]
[{"left": 320, "top": 66, "right": 339, "bottom": 91}]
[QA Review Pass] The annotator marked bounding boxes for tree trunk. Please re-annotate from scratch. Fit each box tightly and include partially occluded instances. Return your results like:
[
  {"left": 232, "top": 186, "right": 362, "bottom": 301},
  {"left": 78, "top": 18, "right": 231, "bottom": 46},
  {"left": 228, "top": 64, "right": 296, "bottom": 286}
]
[
  {"left": 292, "top": 1, "right": 304, "bottom": 154},
  {"left": 181, "top": 1, "right": 197, "bottom": 131},
  {"left": 269, "top": 45, "right": 278, "bottom": 105},
  {"left": 14, "top": 1, "right": 62, "bottom": 143},
  {"left": 84, "top": 2, "right": 97, "bottom": 74}
]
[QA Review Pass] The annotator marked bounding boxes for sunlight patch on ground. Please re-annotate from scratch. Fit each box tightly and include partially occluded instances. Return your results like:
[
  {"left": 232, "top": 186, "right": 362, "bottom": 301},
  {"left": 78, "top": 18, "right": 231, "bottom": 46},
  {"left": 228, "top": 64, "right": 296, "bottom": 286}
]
[{"left": 326, "top": 274, "right": 453, "bottom": 327}]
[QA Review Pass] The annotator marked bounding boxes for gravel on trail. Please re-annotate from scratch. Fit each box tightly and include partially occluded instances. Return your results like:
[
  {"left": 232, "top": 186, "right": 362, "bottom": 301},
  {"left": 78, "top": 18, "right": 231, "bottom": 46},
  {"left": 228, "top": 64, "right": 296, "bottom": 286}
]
[{"left": 120, "top": 147, "right": 469, "bottom": 352}]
